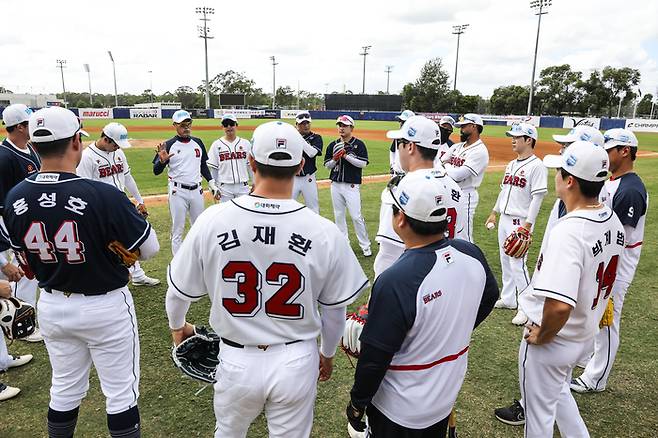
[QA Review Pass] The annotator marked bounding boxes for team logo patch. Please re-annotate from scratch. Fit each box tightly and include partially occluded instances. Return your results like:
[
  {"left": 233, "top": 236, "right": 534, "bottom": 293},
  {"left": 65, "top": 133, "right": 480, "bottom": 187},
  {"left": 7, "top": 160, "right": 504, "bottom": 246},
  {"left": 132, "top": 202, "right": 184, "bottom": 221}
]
[
  {"left": 519, "top": 170, "right": 525, "bottom": 177},
  {"left": 276, "top": 138, "right": 287, "bottom": 149},
  {"left": 443, "top": 251, "right": 453, "bottom": 264},
  {"left": 407, "top": 127, "right": 417, "bottom": 137},
  {"left": 566, "top": 154, "right": 578, "bottom": 167},
  {"left": 36, "top": 118, "right": 45, "bottom": 127},
  {"left": 602, "top": 159, "right": 607, "bottom": 168},
  {"left": 422, "top": 290, "right": 442, "bottom": 304},
  {"left": 435, "top": 195, "right": 443, "bottom": 205},
  {"left": 399, "top": 191, "right": 409, "bottom": 205}
]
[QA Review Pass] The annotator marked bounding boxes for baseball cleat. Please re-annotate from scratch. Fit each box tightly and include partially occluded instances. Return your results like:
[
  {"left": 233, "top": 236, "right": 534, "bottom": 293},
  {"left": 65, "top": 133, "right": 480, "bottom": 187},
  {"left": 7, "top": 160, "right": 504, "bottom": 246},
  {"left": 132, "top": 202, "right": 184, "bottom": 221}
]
[
  {"left": 362, "top": 248, "right": 372, "bottom": 257},
  {"left": 347, "top": 422, "right": 366, "bottom": 438},
  {"left": 570, "top": 377, "right": 604, "bottom": 394},
  {"left": 21, "top": 328, "right": 43, "bottom": 343},
  {"left": 494, "top": 399, "right": 525, "bottom": 426},
  {"left": 511, "top": 310, "right": 528, "bottom": 326},
  {"left": 0, "top": 383, "right": 20, "bottom": 401},
  {"left": 7, "top": 354, "right": 33, "bottom": 370},
  {"left": 132, "top": 276, "right": 161, "bottom": 287},
  {"left": 494, "top": 299, "right": 516, "bottom": 310}
]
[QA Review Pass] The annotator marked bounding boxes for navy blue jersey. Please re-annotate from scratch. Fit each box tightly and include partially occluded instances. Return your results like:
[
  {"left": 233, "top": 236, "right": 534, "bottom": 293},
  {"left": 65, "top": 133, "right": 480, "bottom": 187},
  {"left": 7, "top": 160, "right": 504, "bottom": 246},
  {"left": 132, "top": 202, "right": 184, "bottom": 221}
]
[
  {"left": 152, "top": 135, "right": 212, "bottom": 182},
  {"left": 0, "top": 139, "right": 41, "bottom": 214},
  {"left": 2, "top": 172, "right": 151, "bottom": 295},
  {"left": 0, "top": 225, "right": 9, "bottom": 252},
  {"left": 609, "top": 172, "right": 647, "bottom": 228},
  {"left": 299, "top": 132, "right": 323, "bottom": 176},
  {"left": 324, "top": 137, "right": 368, "bottom": 184}
]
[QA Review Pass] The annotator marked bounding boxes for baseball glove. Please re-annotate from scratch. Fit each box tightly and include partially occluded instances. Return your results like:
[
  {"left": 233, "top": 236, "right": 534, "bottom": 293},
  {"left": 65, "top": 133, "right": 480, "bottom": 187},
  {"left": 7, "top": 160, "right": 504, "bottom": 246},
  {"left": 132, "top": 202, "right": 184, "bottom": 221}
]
[
  {"left": 503, "top": 227, "right": 532, "bottom": 258},
  {"left": 108, "top": 240, "right": 139, "bottom": 267},
  {"left": 599, "top": 298, "right": 614, "bottom": 328},
  {"left": 0, "top": 297, "right": 36, "bottom": 341},
  {"left": 332, "top": 142, "right": 346, "bottom": 161},
  {"left": 341, "top": 305, "right": 368, "bottom": 358},
  {"left": 136, "top": 203, "right": 148, "bottom": 218},
  {"left": 171, "top": 326, "right": 221, "bottom": 383}
]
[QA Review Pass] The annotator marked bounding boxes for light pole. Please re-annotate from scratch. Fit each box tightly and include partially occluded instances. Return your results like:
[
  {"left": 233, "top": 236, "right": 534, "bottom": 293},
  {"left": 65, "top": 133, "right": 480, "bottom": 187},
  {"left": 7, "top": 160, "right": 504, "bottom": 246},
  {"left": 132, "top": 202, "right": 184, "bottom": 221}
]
[
  {"left": 360, "top": 45, "right": 371, "bottom": 94},
  {"left": 527, "top": 0, "right": 551, "bottom": 115},
  {"left": 385, "top": 65, "right": 393, "bottom": 94},
  {"left": 196, "top": 6, "right": 215, "bottom": 109},
  {"left": 452, "top": 24, "right": 469, "bottom": 91},
  {"left": 148, "top": 70, "right": 153, "bottom": 104},
  {"left": 56, "top": 59, "right": 67, "bottom": 108},
  {"left": 83, "top": 64, "right": 92, "bottom": 105},
  {"left": 107, "top": 51, "right": 118, "bottom": 107},
  {"left": 617, "top": 90, "right": 626, "bottom": 118},
  {"left": 270, "top": 56, "right": 278, "bottom": 108},
  {"left": 632, "top": 88, "right": 641, "bottom": 119}
]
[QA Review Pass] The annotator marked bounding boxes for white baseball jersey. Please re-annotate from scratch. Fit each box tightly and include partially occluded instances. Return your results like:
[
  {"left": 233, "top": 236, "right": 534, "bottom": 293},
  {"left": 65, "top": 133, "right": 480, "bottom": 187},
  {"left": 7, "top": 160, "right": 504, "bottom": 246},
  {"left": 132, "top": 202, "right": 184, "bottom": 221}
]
[
  {"left": 167, "top": 195, "right": 369, "bottom": 345},
  {"left": 154, "top": 136, "right": 208, "bottom": 185},
  {"left": 76, "top": 142, "right": 131, "bottom": 191},
  {"left": 444, "top": 139, "right": 489, "bottom": 191},
  {"left": 376, "top": 167, "right": 467, "bottom": 247},
  {"left": 207, "top": 136, "right": 252, "bottom": 184},
  {"left": 519, "top": 206, "right": 625, "bottom": 342},
  {"left": 494, "top": 155, "right": 548, "bottom": 219}
]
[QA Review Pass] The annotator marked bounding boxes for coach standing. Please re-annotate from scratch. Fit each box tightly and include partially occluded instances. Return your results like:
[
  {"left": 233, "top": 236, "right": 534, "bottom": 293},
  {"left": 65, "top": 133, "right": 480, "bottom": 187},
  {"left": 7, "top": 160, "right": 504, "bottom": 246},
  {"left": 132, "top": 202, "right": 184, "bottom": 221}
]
[
  {"left": 324, "top": 115, "right": 371, "bottom": 257},
  {"left": 292, "top": 111, "right": 323, "bottom": 213},
  {"left": 153, "top": 110, "right": 218, "bottom": 254},
  {"left": 347, "top": 172, "right": 498, "bottom": 437}
]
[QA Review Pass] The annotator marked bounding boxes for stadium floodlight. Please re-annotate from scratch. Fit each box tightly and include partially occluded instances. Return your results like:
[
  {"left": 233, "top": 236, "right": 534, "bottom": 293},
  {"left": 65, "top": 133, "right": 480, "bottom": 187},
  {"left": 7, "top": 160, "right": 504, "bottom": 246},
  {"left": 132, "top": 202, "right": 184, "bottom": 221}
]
[
  {"left": 56, "top": 59, "right": 67, "bottom": 108},
  {"left": 108, "top": 51, "right": 119, "bottom": 107},
  {"left": 270, "top": 56, "right": 278, "bottom": 108},
  {"left": 196, "top": 6, "right": 215, "bottom": 109},
  {"left": 527, "top": 0, "right": 552, "bottom": 115},
  {"left": 385, "top": 65, "right": 394, "bottom": 94},
  {"left": 452, "top": 24, "right": 469, "bottom": 91},
  {"left": 360, "top": 45, "right": 372, "bottom": 94},
  {"left": 83, "top": 63, "right": 92, "bottom": 105}
]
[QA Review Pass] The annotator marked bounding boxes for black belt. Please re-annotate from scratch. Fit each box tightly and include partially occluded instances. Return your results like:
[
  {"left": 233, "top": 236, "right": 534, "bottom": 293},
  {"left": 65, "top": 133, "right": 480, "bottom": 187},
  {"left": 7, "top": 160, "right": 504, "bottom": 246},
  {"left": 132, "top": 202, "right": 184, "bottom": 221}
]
[
  {"left": 221, "top": 337, "right": 302, "bottom": 350},
  {"left": 172, "top": 182, "right": 199, "bottom": 190},
  {"left": 220, "top": 182, "right": 248, "bottom": 186},
  {"left": 43, "top": 286, "right": 107, "bottom": 297}
]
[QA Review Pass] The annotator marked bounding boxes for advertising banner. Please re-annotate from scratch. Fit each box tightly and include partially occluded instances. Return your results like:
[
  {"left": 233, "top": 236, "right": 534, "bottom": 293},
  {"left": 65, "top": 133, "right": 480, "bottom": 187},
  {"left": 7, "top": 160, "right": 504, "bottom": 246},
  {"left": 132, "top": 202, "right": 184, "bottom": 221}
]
[
  {"left": 78, "top": 108, "right": 113, "bottom": 119},
  {"left": 562, "top": 117, "right": 601, "bottom": 130},
  {"left": 129, "top": 108, "right": 161, "bottom": 119},
  {"left": 624, "top": 118, "right": 658, "bottom": 133}
]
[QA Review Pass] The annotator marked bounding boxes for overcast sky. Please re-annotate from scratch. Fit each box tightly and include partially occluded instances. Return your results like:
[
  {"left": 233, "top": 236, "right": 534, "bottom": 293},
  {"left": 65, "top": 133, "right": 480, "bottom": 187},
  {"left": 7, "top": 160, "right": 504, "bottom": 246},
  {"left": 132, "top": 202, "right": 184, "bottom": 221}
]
[{"left": 2, "top": 0, "right": 657, "bottom": 100}]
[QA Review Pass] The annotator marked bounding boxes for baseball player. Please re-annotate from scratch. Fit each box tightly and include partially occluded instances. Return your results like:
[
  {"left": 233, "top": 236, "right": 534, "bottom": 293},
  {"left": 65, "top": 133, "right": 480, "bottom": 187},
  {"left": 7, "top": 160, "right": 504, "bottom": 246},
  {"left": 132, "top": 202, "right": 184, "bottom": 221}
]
[
  {"left": 2, "top": 107, "right": 160, "bottom": 437},
  {"left": 570, "top": 129, "right": 647, "bottom": 394},
  {"left": 77, "top": 122, "right": 160, "bottom": 287},
  {"left": 165, "top": 121, "right": 369, "bottom": 438},
  {"left": 485, "top": 123, "right": 547, "bottom": 317},
  {"left": 374, "top": 115, "right": 467, "bottom": 279},
  {"left": 346, "top": 171, "right": 498, "bottom": 437},
  {"left": 496, "top": 141, "right": 623, "bottom": 438},
  {"left": 292, "top": 111, "right": 323, "bottom": 213},
  {"left": 153, "top": 110, "right": 217, "bottom": 254},
  {"left": 324, "top": 115, "right": 372, "bottom": 257},
  {"left": 389, "top": 110, "right": 415, "bottom": 175},
  {"left": 435, "top": 115, "right": 456, "bottom": 164},
  {"left": 207, "top": 114, "right": 252, "bottom": 203},
  {"left": 0, "top": 103, "right": 42, "bottom": 342},
  {"left": 443, "top": 114, "right": 490, "bottom": 243}
]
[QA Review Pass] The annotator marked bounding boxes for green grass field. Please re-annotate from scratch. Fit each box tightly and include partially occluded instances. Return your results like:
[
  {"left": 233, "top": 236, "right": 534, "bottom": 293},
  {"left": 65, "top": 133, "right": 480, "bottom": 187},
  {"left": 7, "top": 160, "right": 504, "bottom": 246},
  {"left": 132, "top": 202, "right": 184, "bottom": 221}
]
[{"left": 2, "top": 120, "right": 657, "bottom": 437}]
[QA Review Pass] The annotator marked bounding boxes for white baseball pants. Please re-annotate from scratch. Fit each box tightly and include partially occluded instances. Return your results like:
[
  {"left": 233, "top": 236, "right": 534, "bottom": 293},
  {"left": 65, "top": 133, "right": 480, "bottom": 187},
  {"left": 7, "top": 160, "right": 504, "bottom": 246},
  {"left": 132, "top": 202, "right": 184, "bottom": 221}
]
[
  {"left": 497, "top": 214, "right": 531, "bottom": 308},
  {"left": 168, "top": 182, "right": 205, "bottom": 254},
  {"left": 464, "top": 190, "right": 479, "bottom": 243},
  {"left": 213, "top": 339, "right": 319, "bottom": 438},
  {"left": 519, "top": 334, "right": 590, "bottom": 438},
  {"left": 38, "top": 287, "right": 140, "bottom": 414},
  {"left": 218, "top": 182, "right": 250, "bottom": 203},
  {"left": 293, "top": 174, "right": 320, "bottom": 214},
  {"left": 578, "top": 279, "right": 630, "bottom": 391},
  {"left": 0, "top": 250, "right": 39, "bottom": 307},
  {"left": 373, "top": 241, "right": 404, "bottom": 280},
  {"left": 330, "top": 182, "right": 371, "bottom": 252}
]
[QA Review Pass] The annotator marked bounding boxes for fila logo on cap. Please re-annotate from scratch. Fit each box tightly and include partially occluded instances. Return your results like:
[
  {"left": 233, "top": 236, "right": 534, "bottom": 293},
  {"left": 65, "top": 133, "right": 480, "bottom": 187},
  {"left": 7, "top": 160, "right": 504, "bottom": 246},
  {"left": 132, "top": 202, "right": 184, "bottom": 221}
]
[
  {"left": 36, "top": 118, "right": 45, "bottom": 127},
  {"left": 276, "top": 138, "right": 287, "bottom": 149}
]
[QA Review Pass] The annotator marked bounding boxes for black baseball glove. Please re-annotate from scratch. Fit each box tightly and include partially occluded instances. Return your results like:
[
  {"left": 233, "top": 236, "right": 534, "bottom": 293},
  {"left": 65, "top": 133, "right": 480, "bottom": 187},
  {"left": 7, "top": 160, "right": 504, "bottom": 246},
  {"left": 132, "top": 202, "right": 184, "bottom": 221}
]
[{"left": 171, "top": 326, "right": 221, "bottom": 383}]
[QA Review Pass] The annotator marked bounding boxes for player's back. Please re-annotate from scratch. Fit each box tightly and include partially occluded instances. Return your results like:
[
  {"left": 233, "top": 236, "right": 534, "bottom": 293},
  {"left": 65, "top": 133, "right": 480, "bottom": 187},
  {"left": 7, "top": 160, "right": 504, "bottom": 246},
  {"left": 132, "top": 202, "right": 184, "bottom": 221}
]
[{"left": 414, "top": 167, "right": 467, "bottom": 240}]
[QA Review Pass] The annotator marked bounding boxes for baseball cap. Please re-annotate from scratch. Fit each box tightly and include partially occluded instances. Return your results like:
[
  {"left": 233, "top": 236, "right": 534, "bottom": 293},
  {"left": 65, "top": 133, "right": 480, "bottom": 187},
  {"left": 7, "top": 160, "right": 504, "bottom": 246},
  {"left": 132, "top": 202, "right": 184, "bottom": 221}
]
[
  {"left": 552, "top": 126, "right": 604, "bottom": 147},
  {"left": 543, "top": 141, "right": 609, "bottom": 183},
  {"left": 102, "top": 122, "right": 131, "bottom": 148},
  {"left": 439, "top": 115, "right": 455, "bottom": 127},
  {"left": 603, "top": 128, "right": 638, "bottom": 150},
  {"left": 395, "top": 110, "right": 415, "bottom": 121},
  {"left": 250, "top": 121, "right": 305, "bottom": 167},
  {"left": 506, "top": 122, "right": 538, "bottom": 140},
  {"left": 454, "top": 113, "right": 483, "bottom": 127},
  {"left": 29, "top": 107, "right": 89, "bottom": 143},
  {"left": 295, "top": 111, "right": 312, "bottom": 123},
  {"left": 389, "top": 171, "right": 448, "bottom": 223},
  {"left": 221, "top": 114, "right": 238, "bottom": 124},
  {"left": 2, "top": 104, "right": 33, "bottom": 127},
  {"left": 336, "top": 115, "right": 354, "bottom": 126},
  {"left": 386, "top": 115, "right": 442, "bottom": 149},
  {"left": 172, "top": 110, "right": 192, "bottom": 124}
]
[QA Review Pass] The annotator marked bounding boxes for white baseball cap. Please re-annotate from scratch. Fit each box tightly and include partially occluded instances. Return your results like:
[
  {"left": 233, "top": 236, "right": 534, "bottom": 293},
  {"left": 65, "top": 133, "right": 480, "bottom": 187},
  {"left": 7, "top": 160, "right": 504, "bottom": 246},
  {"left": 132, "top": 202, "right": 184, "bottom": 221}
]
[
  {"left": 102, "top": 122, "right": 131, "bottom": 148},
  {"left": 386, "top": 115, "right": 442, "bottom": 150},
  {"left": 439, "top": 115, "right": 456, "bottom": 127},
  {"left": 389, "top": 171, "right": 448, "bottom": 223},
  {"left": 603, "top": 128, "right": 638, "bottom": 150},
  {"left": 336, "top": 115, "right": 355, "bottom": 126},
  {"left": 250, "top": 121, "right": 305, "bottom": 167},
  {"left": 2, "top": 104, "right": 33, "bottom": 127},
  {"left": 455, "top": 113, "right": 483, "bottom": 127},
  {"left": 295, "top": 111, "right": 312, "bottom": 123},
  {"left": 221, "top": 114, "right": 238, "bottom": 124},
  {"left": 172, "top": 110, "right": 192, "bottom": 123},
  {"left": 395, "top": 110, "right": 416, "bottom": 121},
  {"left": 543, "top": 141, "right": 609, "bottom": 183},
  {"left": 552, "top": 126, "right": 604, "bottom": 147},
  {"left": 29, "top": 107, "right": 89, "bottom": 143},
  {"left": 506, "top": 122, "right": 538, "bottom": 140}
]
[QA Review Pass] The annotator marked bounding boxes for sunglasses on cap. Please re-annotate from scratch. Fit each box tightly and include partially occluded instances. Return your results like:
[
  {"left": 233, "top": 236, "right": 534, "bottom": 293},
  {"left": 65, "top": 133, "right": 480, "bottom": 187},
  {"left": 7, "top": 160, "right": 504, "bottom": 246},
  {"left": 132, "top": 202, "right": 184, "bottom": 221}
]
[
  {"left": 222, "top": 120, "right": 237, "bottom": 127},
  {"left": 297, "top": 113, "right": 311, "bottom": 120}
]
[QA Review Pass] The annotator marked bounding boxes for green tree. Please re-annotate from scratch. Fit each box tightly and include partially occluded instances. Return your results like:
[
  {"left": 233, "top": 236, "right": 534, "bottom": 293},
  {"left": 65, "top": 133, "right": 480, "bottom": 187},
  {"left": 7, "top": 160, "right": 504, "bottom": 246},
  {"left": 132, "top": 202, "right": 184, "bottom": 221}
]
[
  {"left": 490, "top": 85, "right": 529, "bottom": 114},
  {"left": 636, "top": 93, "right": 654, "bottom": 116},
  {"left": 175, "top": 86, "right": 202, "bottom": 108},
  {"left": 0, "top": 86, "right": 13, "bottom": 93},
  {"left": 600, "top": 66, "right": 641, "bottom": 116},
  {"left": 274, "top": 86, "right": 296, "bottom": 108},
  {"left": 402, "top": 57, "right": 451, "bottom": 112},
  {"left": 535, "top": 64, "right": 582, "bottom": 115}
]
